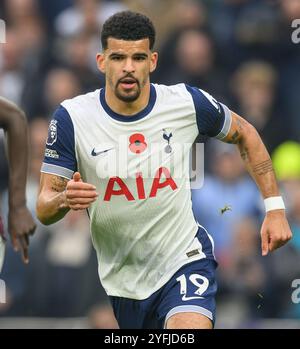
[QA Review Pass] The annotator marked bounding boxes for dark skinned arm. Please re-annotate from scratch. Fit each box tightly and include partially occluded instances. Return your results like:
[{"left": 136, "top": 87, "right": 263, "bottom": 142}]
[{"left": 0, "top": 97, "right": 36, "bottom": 263}]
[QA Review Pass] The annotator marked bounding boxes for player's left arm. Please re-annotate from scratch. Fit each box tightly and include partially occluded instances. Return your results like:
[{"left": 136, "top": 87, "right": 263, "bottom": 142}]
[{"left": 222, "top": 111, "right": 292, "bottom": 255}]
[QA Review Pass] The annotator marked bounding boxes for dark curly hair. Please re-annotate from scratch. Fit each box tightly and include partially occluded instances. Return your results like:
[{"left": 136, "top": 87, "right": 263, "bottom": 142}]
[{"left": 101, "top": 11, "right": 156, "bottom": 50}]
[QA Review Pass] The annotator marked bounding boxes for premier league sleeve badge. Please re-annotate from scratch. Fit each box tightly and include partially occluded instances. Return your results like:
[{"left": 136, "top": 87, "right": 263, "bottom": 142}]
[{"left": 46, "top": 120, "right": 58, "bottom": 146}]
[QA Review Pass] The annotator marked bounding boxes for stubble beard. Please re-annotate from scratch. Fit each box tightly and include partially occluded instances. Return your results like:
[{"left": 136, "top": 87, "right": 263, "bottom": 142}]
[
  {"left": 115, "top": 83, "right": 141, "bottom": 102},
  {"left": 111, "top": 74, "right": 149, "bottom": 103}
]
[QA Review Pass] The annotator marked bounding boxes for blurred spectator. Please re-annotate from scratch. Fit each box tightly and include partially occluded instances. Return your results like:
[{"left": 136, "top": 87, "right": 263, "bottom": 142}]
[
  {"left": 267, "top": 141, "right": 300, "bottom": 318},
  {"left": 173, "top": 0, "right": 207, "bottom": 30},
  {"left": 0, "top": 28, "right": 24, "bottom": 104},
  {"left": 269, "top": 184, "right": 300, "bottom": 319},
  {"left": 18, "top": 18, "right": 50, "bottom": 119},
  {"left": 124, "top": 0, "right": 207, "bottom": 50},
  {"left": 152, "top": 1, "right": 210, "bottom": 83},
  {"left": 209, "top": 0, "right": 280, "bottom": 71},
  {"left": 39, "top": 0, "right": 73, "bottom": 34},
  {"left": 4, "top": 0, "right": 40, "bottom": 26},
  {"left": 277, "top": 0, "right": 300, "bottom": 140},
  {"left": 231, "top": 61, "right": 290, "bottom": 153},
  {"left": 27, "top": 210, "right": 102, "bottom": 317},
  {"left": 216, "top": 217, "right": 273, "bottom": 325},
  {"left": 0, "top": 210, "right": 111, "bottom": 318},
  {"left": 53, "top": 0, "right": 126, "bottom": 97},
  {"left": 156, "top": 29, "right": 229, "bottom": 100},
  {"left": 55, "top": 32, "right": 104, "bottom": 92},
  {"left": 55, "top": 0, "right": 126, "bottom": 38},
  {"left": 42, "top": 68, "right": 82, "bottom": 115},
  {"left": 174, "top": 30, "right": 214, "bottom": 79},
  {"left": 1, "top": 1, "right": 51, "bottom": 118}
]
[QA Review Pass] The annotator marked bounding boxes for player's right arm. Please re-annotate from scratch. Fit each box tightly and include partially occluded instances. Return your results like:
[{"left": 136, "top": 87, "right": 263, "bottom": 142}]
[
  {"left": 36, "top": 171, "right": 98, "bottom": 225},
  {"left": 36, "top": 105, "right": 98, "bottom": 225}
]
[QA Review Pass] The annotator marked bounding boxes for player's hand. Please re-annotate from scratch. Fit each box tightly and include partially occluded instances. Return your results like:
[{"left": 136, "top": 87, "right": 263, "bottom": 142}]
[
  {"left": 65, "top": 172, "right": 98, "bottom": 211},
  {"left": 260, "top": 210, "right": 292, "bottom": 256},
  {"left": 8, "top": 206, "right": 36, "bottom": 264}
]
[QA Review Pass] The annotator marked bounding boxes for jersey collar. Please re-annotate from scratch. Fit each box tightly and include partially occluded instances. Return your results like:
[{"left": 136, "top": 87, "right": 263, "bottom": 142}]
[{"left": 100, "top": 84, "right": 156, "bottom": 122}]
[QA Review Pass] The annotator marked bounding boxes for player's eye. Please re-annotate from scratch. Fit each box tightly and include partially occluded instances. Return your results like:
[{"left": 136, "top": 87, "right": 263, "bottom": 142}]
[
  {"left": 111, "top": 55, "right": 124, "bottom": 61},
  {"left": 134, "top": 56, "right": 147, "bottom": 61}
]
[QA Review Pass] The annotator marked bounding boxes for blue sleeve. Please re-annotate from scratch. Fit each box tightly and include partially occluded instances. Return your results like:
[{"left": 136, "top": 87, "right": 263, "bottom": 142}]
[
  {"left": 185, "top": 85, "right": 232, "bottom": 138},
  {"left": 41, "top": 105, "right": 77, "bottom": 179}
]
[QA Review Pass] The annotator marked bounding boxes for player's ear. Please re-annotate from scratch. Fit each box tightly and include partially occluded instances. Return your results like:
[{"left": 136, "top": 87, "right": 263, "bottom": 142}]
[
  {"left": 150, "top": 52, "right": 158, "bottom": 73},
  {"left": 96, "top": 53, "right": 106, "bottom": 73}
]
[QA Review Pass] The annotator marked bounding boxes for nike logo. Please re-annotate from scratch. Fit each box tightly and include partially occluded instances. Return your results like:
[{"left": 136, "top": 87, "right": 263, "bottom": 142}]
[{"left": 91, "top": 147, "right": 114, "bottom": 157}]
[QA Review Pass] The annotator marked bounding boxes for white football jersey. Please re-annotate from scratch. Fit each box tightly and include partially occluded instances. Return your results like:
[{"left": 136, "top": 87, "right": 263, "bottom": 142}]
[{"left": 41, "top": 83, "right": 231, "bottom": 299}]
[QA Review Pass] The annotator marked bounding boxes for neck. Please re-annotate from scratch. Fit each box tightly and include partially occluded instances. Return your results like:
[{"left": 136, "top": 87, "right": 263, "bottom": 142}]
[{"left": 105, "top": 83, "right": 151, "bottom": 116}]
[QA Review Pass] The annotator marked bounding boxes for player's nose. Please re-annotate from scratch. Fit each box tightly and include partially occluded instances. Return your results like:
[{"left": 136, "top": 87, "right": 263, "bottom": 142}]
[{"left": 123, "top": 58, "right": 135, "bottom": 73}]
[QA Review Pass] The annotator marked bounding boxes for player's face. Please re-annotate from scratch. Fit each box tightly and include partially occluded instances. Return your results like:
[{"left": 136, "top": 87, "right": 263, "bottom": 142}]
[{"left": 97, "top": 38, "right": 158, "bottom": 102}]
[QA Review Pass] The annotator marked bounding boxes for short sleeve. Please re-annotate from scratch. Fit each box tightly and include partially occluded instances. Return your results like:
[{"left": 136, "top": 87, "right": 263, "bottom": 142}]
[
  {"left": 41, "top": 106, "right": 77, "bottom": 179},
  {"left": 185, "top": 85, "right": 232, "bottom": 139}
]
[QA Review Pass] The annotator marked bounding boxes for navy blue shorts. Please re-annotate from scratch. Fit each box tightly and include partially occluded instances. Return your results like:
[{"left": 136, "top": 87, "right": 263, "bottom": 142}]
[{"left": 109, "top": 230, "right": 218, "bottom": 329}]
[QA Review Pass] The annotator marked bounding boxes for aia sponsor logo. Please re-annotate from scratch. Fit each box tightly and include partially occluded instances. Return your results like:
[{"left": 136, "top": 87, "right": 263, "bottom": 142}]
[{"left": 104, "top": 167, "right": 178, "bottom": 201}]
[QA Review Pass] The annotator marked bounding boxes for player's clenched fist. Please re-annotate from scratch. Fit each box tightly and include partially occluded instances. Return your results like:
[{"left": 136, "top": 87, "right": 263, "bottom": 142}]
[{"left": 65, "top": 172, "right": 98, "bottom": 210}]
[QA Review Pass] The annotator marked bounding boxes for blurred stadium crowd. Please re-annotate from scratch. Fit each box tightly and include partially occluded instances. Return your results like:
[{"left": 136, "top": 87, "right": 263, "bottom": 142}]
[{"left": 0, "top": 0, "right": 300, "bottom": 328}]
